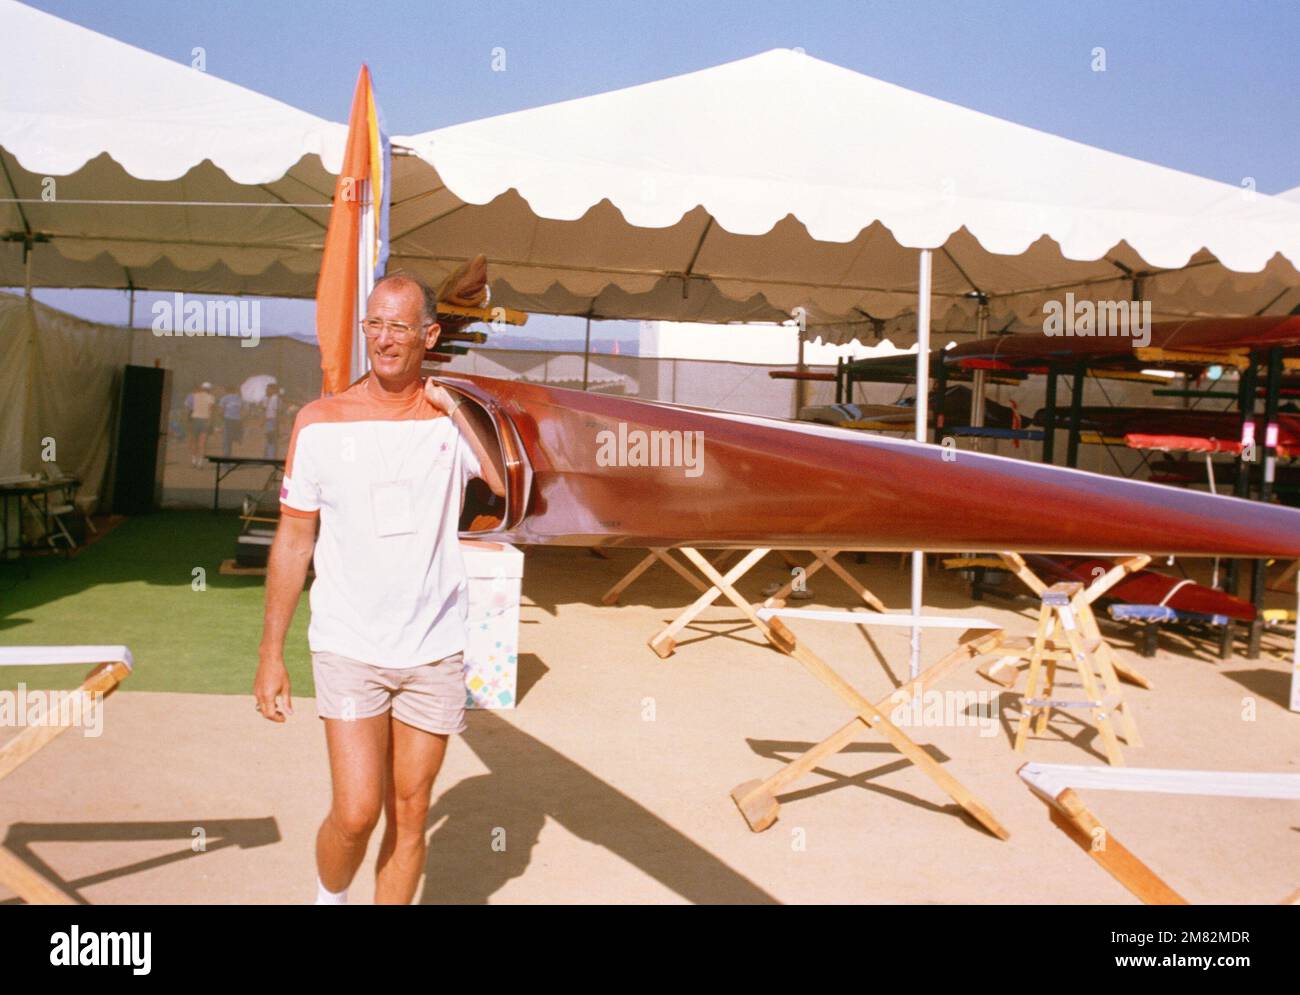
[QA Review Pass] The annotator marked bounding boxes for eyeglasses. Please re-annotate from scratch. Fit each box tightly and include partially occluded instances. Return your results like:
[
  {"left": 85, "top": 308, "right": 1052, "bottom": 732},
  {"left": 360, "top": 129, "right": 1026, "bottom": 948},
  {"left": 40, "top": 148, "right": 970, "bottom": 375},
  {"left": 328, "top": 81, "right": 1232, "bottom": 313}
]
[{"left": 359, "top": 317, "right": 431, "bottom": 344}]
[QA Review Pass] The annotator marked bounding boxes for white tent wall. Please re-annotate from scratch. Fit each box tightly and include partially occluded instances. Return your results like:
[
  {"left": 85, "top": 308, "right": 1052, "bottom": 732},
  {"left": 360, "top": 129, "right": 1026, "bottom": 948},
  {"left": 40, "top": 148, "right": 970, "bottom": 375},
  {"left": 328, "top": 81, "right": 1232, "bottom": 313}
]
[
  {"left": 2, "top": 291, "right": 334, "bottom": 517},
  {"left": 125, "top": 330, "right": 321, "bottom": 510},
  {"left": 0, "top": 295, "right": 28, "bottom": 478},
  {"left": 0, "top": 291, "right": 131, "bottom": 508},
  {"left": 128, "top": 329, "right": 324, "bottom": 418}
]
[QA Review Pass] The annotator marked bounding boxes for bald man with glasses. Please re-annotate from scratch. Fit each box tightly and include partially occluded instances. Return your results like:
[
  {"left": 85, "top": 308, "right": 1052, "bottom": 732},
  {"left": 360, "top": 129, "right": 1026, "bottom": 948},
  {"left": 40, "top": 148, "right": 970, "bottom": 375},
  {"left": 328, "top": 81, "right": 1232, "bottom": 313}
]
[{"left": 254, "top": 272, "right": 506, "bottom": 905}]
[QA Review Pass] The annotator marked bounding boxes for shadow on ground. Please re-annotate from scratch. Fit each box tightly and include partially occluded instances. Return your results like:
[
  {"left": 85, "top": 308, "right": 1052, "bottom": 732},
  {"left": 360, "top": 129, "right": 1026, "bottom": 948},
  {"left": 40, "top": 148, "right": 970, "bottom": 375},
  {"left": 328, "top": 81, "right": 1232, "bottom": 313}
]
[
  {"left": 0, "top": 817, "right": 280, "bottom": 904},
  {"left": 1221, "top": 667, "right": 1294, "bottom": 710},
  {"left": 418, "top": 709, "right": 777, "bottom": 904}
]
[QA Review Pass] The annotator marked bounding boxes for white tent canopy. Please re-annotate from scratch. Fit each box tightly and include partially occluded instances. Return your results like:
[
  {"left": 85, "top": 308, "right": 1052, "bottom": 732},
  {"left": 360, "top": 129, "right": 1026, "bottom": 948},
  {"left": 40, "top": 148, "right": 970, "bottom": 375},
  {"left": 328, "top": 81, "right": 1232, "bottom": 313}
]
[
  {"left": 4, "top": 2, "right": 1300, "bottom": 342},
  {"left": 393, "top": 48, "right": 1300, "bottom": 341},
  {"left": 0, "top": 0, "right": 345, "bottom": 296}
]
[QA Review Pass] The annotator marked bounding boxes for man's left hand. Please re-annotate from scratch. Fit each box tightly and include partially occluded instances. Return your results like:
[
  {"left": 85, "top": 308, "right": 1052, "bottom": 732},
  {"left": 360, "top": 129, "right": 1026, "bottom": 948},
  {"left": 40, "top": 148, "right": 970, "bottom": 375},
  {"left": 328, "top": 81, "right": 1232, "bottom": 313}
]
[{"left": 424, "top": 379, "right": 459, "bottom": 416}]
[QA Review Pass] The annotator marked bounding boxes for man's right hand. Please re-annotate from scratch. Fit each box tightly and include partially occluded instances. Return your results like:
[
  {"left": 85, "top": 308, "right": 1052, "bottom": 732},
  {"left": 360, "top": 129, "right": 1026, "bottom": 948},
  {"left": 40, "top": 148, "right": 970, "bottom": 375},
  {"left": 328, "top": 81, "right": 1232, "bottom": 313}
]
[
  {"left": 256, "top": 513, "right": 316, "bottom": 724},
  {"left": 254, "top": 654, "right": 294, "bottom": 723}
]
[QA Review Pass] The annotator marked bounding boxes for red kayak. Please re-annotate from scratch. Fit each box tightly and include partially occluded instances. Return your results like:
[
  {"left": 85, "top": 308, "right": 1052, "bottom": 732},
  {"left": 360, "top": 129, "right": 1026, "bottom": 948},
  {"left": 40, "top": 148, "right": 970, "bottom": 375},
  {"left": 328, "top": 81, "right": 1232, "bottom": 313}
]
[{"left": 438, "top": 374, "right": 1300, "bottom": 558}]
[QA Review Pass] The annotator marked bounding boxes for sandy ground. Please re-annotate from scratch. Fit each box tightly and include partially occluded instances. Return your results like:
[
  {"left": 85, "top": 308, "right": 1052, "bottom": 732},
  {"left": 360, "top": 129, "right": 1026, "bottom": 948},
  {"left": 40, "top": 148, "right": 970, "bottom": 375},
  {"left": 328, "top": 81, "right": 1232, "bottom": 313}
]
[{"left": 2, "top": 547, "right": 1297, "bottom": 904}]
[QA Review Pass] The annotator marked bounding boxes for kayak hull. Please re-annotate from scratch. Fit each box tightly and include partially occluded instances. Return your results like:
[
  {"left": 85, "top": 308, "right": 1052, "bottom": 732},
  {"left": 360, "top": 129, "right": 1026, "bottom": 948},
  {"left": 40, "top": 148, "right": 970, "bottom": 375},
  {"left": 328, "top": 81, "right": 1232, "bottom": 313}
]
[{"left": 440, "top": 374, "right": 1300, "bottom": 558}]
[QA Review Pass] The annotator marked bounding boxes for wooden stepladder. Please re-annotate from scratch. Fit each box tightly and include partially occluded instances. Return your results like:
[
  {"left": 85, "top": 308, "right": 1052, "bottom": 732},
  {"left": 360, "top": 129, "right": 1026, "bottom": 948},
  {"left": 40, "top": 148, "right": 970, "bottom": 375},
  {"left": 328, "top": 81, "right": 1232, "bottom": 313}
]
[
  {"left": 1013, "top": 581, "right": 1141, "bottom": 766},
  {"left": 996, "top": 552, "right": 1153, "bottom": 691}
]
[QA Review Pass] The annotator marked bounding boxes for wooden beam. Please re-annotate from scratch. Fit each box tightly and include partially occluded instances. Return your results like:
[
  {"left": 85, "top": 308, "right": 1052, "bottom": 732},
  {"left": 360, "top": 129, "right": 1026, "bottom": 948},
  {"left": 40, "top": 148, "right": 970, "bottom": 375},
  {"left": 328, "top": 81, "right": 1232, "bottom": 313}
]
[
  {"left": 0, "top": 846, "right": 77, "bottom": 905},
  {"left": 1049, "top": 788, "right": 1188, "bottom": 905},
  {"left": 0, "top": 661, "right": 129, "bottom": 783}
]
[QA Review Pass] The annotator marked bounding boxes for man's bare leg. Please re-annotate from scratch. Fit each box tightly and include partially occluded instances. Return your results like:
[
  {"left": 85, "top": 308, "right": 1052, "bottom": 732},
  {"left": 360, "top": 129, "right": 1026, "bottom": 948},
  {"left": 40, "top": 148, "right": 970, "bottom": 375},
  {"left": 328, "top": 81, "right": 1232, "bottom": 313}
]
[
  {"left": 374, "top": 716, "right": 449, "bottom": 905},
  {"left": 317, "top": 713, "right": 390, "bottom": 895}
]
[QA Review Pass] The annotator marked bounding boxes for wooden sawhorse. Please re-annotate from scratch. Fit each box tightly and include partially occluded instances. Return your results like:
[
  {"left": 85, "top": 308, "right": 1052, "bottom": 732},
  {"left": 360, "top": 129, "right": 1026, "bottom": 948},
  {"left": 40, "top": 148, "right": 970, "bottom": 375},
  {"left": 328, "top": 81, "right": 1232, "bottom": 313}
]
[
  {"left": 0, "top": 646, "right": 133, "bottom": 904},
  {"left": 600, "top": 547, "right": 715, "bottom": 605},
  {"left": 602, "top": 547, "right": 886, "bottom": 659},
  {"left": 730, "top": 609, "right": 1010, "bottom": 840}
]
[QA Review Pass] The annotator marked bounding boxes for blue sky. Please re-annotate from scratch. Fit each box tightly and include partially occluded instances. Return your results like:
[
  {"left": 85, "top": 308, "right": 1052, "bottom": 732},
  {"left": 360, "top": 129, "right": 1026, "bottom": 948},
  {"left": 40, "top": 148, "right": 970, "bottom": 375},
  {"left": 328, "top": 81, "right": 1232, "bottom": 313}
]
[{"left": 19, "top": 0, "right": 1300, "bottom": 339}]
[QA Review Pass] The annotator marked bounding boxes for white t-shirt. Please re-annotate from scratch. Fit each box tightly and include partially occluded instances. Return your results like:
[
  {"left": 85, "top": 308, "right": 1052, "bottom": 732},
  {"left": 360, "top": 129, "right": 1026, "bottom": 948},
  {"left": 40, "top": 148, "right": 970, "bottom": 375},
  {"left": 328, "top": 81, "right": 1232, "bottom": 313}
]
[
  {"left": 279, "top": 376, "right": 482, "bottom": 668},
  {"left": 191, "top": 390, "right": 215, "bottom": 419}
]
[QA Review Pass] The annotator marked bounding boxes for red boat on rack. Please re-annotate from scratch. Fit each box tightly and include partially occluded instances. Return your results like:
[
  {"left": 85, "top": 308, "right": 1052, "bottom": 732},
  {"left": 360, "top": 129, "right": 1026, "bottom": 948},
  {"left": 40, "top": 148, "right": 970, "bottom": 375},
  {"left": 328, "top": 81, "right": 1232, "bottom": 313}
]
[
  {"left": 1030, "top": 406, "right": 1300, "bottom": 456},
  {"left": 945, "top": 315, "right": 1300, "bottom": 372},
  {"left": 1149, "top": 456, "right": 1300, "bottom": 491},
  {"left": 1023, "top": 555, "right": 1256, "bottom": 622}
]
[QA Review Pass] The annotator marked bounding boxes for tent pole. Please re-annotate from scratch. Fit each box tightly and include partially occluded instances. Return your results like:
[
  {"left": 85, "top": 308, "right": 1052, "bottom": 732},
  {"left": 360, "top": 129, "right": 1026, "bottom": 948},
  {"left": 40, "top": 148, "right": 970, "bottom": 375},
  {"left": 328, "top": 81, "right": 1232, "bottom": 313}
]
[
  {"left": 582, "top": 315, "right": 592, "bottom": 391},
  {"left": 969, "top": 298, "right": 989, "bottom": 449},
  {"left": 910, "top": 249, "right": 933, "bottom": 679},
  {"left": 1220, "top": 361, "right": 1259, "bottom": 659},
  {"left": 914, "top": 252, "right": 931, "bottom": 439},
  {"left": 1248, "top": 347, "right": 1283, "bottom": 659},
  {"left": 1041, "top": 369, "right": 1059, "bottom": 464},
  {"left": 931, "top": 345, "right": 947, "bottom": 444},
  {"left": 795, "top": 324, "right": 808, "bottom": 415},
  {"left": 1066, "top": 360, "right": 1086, "bottom": 468}
]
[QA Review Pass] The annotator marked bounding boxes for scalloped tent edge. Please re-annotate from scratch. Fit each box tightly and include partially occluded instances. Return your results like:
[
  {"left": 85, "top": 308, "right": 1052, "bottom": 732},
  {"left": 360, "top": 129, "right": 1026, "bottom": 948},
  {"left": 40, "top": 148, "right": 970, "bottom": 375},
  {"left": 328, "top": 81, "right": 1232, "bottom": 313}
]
[{"left": 2, "top": 4, "right": 1299, "bottom": 344}]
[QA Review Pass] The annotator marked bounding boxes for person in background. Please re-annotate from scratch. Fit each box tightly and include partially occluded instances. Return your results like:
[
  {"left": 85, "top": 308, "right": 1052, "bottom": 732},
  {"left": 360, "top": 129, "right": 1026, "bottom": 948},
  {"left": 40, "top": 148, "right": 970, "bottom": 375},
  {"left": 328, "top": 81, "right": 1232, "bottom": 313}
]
[
  {"left": 180, "top": 391, "right": 195, "bottom": 448},
  {"left": 283, "top": 396, "right": 303, "bottom": 431},
  {"left": 219, "top": 386, "right": 244, "bottom": 458},
  {"left": 210, "top": 385, "right": 226, "bottom": 453},
  {"left": 264, "top": 383, "right": 282, "bottom": 459},
  {"left": 189, "top": 382, "right": 216, "bottom": 468}
]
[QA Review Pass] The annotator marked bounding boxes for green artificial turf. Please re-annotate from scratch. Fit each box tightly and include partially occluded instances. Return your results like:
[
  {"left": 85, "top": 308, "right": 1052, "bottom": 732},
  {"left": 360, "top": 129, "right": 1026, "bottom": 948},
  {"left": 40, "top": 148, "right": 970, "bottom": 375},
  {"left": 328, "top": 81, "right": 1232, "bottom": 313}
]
[{"left": 0, "top": 512, "right": 313, "bottom": 696}]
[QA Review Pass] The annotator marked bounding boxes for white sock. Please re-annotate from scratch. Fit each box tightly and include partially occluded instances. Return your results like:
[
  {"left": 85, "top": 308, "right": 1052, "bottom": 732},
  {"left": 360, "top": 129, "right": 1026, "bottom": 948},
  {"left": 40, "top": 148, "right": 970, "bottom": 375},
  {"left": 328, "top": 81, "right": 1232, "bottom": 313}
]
[{"left": 315, "top": 877, "right": 348, "bottom": 905}]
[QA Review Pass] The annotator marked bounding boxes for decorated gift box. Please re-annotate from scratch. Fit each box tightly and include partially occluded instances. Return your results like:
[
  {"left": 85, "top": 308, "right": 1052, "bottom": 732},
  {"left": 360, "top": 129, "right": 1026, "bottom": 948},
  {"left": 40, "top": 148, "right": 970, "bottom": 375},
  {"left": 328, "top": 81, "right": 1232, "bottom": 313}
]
[{"left": 460, "top": 540, "right": 523, "bottom": 709}]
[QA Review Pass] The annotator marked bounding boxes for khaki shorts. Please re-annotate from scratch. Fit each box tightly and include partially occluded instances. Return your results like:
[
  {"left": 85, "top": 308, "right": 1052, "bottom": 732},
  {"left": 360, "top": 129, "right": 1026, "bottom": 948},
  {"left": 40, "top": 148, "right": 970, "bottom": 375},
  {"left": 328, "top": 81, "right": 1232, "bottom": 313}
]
[{"left": 311, "top": 650, "right": 468, "bottom": 735}]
